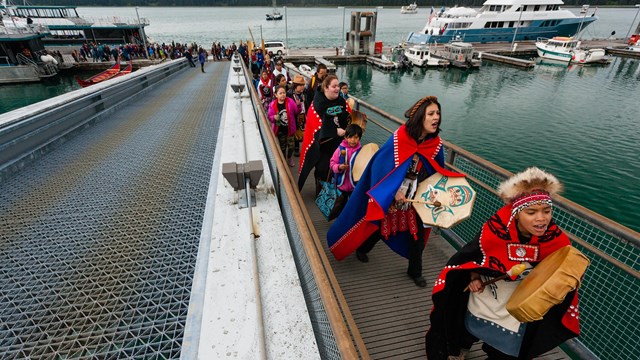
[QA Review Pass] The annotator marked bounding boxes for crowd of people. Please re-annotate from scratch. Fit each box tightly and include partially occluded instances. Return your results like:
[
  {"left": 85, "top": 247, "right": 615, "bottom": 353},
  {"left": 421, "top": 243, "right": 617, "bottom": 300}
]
[{"left": 248, "top": 57, "right": 585, "bottom": 359}]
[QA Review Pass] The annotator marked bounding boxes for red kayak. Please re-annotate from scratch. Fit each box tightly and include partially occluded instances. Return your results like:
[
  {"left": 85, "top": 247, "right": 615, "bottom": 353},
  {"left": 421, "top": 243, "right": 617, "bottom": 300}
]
[{"left": 75, "top": 61, "right": 121, "bottom": 88}]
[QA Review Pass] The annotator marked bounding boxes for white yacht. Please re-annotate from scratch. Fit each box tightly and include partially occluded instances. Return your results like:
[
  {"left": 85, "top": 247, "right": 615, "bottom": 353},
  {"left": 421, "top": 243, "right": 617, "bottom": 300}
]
[
  {"left": 401, "top": 2, "right": 418, "bottom": 14},
  {"left": 536, "top": 36, "right": 606, "bottom": 64},
  {"left": 406, "top": 0, "right": 597, "bottom": 44}
]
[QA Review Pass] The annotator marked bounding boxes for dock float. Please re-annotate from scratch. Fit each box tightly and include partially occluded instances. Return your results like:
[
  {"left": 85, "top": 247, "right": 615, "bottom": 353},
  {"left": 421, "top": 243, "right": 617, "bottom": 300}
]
[
  {"left": 605, "top": 47, "right": 640, "bottom": 59},
  {"left": 366, "top": 55, "right": 396, "bottom": 70},
  {"left": 480, "top": 52, "right": 535, "bottom": 68},
  {"left": 315, "top": 57, "right": 336, "bottom": 72}
]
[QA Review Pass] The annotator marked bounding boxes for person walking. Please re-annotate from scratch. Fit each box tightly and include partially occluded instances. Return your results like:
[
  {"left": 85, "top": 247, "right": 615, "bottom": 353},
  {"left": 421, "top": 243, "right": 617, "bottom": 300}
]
[
  {"left": 327, "top": 96, "right": 464, "bottom": 287},
  {"left": 198, "top": 48, "right": 206, "bottom": 73}
]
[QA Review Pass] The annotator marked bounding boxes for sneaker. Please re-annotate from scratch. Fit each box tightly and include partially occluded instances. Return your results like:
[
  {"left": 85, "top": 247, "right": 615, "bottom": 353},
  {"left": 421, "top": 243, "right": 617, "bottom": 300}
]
[
  {"left": 287, "top": 158, "right": 295, "bottom": 167},
  {"left": 355, "top": 250, "right": 369, "bottom": 263}
]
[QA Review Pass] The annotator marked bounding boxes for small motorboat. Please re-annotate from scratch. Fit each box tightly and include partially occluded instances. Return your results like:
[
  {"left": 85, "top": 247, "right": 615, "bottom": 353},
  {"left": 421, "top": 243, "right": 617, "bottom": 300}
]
[
  {"left": 401, "top": 2, "right": 418, "bottom": 14},
  {"left": 404, "top": 44, "right": 448, "bottom": 67},
  {"left": 536, "top": 37, "right": 606, "bottom": 64},
  {"left": 75, "top": 61, "right": 121, "bottom": 87},
  {"left": 433, "top": 42, "right": 480, "bottom": 69}
]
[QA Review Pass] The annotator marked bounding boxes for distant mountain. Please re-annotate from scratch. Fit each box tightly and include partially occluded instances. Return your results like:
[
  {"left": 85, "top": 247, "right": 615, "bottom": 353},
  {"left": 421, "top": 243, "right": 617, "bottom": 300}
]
[{"left": 27, "top": 1, "right": 636, "bottom": 7}]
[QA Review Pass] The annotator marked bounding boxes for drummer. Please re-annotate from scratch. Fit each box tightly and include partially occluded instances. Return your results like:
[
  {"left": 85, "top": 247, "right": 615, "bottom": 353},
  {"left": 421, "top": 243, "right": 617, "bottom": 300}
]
[
  {"left": 425, "top": 167, "right": 582, "bottom": 360},
  {"left": 327, "top": 96, "right": 464, "bottom": 287}
]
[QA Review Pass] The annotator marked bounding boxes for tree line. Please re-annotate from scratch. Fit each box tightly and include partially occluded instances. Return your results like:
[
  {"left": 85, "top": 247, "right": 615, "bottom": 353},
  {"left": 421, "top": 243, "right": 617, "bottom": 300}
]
[{"left": 29, "top": 1, "right": 638, "bottom": 7}]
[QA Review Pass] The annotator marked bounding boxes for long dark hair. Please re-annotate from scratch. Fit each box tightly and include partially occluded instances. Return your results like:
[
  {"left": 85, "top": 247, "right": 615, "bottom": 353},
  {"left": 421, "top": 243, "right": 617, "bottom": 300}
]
[{"left": 403, "top": 96, "right": 441, "bottom": 141}]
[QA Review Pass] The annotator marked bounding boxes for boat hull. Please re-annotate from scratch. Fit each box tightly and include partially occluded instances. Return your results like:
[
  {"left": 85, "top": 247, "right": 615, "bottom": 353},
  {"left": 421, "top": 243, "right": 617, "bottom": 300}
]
[
  {"left": 0, "top": 65, "right": 41, "bottom": 84},
  {"left": 408, "top": 16, "right": 597, "bottom": 44}
]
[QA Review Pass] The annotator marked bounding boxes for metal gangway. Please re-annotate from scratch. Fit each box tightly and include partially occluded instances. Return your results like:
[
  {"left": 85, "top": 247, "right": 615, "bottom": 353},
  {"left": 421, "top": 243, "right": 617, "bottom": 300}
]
[{"left": 0, "top": 55, "right": 637, "bottom": 360}]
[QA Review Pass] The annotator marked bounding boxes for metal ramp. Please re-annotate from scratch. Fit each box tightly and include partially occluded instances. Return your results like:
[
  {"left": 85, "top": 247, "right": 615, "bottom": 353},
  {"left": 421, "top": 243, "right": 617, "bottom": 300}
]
[{"left": 0, "top": 62, "right": 229, "bottom": 359}]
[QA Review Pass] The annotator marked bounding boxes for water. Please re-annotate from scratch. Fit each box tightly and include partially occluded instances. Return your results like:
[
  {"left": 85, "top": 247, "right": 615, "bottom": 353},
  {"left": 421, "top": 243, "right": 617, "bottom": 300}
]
[{"left": 1, "top": 6, "right": 638, "bottom": 232}]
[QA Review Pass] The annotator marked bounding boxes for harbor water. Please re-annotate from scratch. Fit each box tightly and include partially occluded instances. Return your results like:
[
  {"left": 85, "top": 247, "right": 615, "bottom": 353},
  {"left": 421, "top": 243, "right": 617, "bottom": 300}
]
[{"left": 0, "top": 6, "right": 638, "bottom": 232}]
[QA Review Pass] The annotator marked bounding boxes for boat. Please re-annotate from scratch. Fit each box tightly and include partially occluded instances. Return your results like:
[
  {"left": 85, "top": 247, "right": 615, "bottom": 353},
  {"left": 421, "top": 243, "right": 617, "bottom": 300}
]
[
  {"left": 389, "top": 46, "right": 413, "bottom": 68},
  {"left": 113, "top": 60, "right": 132, "bottom": 78},
  {"left": 298, "top": 64, "right": 314, "bottom": 78},
  {"left": 75, "top": 61, "right": 120, "bottom": 87},
  {"left": 266, "top": 0, "right": 283, "bottom": 21},
  {"left": 433, "top": 42, "right": 481, "bottom": 68},
  {"left": 1, "top": 2, "right": 150, "bottom": 46},
  {"left": 400, "top": 2, "right": 418, "bottom": 14},
  {"left": 404, "top": 44, "right": 448, "bottom": 67},
  {"left": 406, "top": 0, "right": 598, "bottom": 44},
  {"left": 0, "top": 17, "right": 59, "bottom": 84},
  {"left": 536, "top": 36, "right": 606, "bottom": 64}
]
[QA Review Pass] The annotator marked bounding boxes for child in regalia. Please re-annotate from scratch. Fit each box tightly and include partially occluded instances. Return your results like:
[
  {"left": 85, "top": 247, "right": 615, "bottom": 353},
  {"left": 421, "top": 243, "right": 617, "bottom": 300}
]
[
  {"left": 327, "top": 124, "right": 363, "bottom": 221},
  {"left": 425, "top": 167, "right": 582, "bottom": 360}
]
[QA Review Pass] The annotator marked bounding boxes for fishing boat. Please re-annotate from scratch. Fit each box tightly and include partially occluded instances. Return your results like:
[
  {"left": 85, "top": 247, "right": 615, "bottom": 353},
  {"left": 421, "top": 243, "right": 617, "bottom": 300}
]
[
  {"left": 404, "top": 44, "right": 448, "bottom": 67},
  {"left": 400, "top": 2, "right": 418, "bottom": 14},
  {"left": 406, "top": 0, "right": 598, "bottom": 44},
  {"left": 536, "top": 36, "right": 606, "bottom": 64},
  {"left": 266, "top": 0, "right": 283, "bottom": 21},
  {"left": 0, "top": 18, "right": 59, "bottom": 84},
  {"left": 433, "top": 42, "right": 481, "bottom": 69},
  {"left": 75, "top": 61, "right": 120, "bottom": 87},
  {"left": 0, "top": 2, "right": 150, "bottom": 46}
]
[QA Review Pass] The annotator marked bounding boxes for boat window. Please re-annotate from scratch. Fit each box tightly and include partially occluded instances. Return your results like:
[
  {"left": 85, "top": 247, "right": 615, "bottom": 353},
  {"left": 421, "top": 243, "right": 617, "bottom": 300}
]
[
  {"left": 534, "top": 5, "right": 540, "bottom": 12},
  {"left": 523, "top": 5, "right": 528, "bottom": 11},
  {"left": 509, "top": 21, "right": 515, "bottom": 27}
]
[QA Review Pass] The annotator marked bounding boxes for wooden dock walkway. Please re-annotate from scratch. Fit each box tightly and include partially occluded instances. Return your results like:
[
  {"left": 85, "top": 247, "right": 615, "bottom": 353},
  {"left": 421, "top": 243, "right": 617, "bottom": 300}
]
[{"left": 293, "top": 165, "right": 570, "bottom": 359}]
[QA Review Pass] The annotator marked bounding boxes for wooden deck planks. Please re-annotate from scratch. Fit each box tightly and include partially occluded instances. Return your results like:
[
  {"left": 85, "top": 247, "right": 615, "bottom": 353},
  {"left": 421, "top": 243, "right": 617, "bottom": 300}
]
[{"left": 295, "top": 168, "right": 569, "bottom": 359}]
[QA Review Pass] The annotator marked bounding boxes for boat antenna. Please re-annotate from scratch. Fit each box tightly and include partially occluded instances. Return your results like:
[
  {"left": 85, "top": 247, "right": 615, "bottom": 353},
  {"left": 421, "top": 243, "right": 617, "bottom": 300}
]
[{"left": 575, "top": 5, "right": 589, "bottom": 40}]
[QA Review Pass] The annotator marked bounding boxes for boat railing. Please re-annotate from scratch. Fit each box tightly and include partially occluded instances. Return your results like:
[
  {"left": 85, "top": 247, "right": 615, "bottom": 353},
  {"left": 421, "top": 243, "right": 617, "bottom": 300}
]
[
  {"left": 240, "top": 57, "right": 369, "bottom": 359},
  {"left": 82, "top": 16, "right": 150, "bottom": 26},
  {"left": 15, "top": 53, "right": 37, "bottom": 67},
  {"left": 350, "top": 97, "right": 639, "bottom": 360},
  {"left": 0, "top": 56, "right": 10, "bottom": 66}
]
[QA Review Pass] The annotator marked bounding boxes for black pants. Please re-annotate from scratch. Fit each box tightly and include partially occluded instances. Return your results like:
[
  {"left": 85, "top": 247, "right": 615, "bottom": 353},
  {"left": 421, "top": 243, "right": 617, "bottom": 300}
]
[
  {"left": 357, "top": 220, "right": 428, "bottom": 278},
  {"left": 482, "top": 343, "right": 518, "bottom": 360},
  {"left": 315, "top": 138, "right": 342, "bottom": 182}
]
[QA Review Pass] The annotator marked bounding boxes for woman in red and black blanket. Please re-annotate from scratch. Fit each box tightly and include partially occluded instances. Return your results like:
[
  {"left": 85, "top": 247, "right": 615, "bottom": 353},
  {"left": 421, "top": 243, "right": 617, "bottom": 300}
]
[
  {"left": 425, "top": 167, "right": 582, "bottom": 359},
  {"left": 298, "top": 74, "right": 351, "bottom": 194},
  {"left": 327, "top": 96, "right": 464, "bottom": 287}
]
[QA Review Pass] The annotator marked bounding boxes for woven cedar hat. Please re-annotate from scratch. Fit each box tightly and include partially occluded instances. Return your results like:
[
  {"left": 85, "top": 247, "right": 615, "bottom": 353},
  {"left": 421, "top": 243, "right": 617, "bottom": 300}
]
[{"left": 292, "top": 74, "right": 306, "bottom": 85}]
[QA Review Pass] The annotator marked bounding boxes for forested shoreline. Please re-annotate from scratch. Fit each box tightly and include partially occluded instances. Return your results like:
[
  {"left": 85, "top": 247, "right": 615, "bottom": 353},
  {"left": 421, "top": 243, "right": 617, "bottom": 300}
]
[{"left": 27, "top": 1, "right": 640, "bottom": 8}]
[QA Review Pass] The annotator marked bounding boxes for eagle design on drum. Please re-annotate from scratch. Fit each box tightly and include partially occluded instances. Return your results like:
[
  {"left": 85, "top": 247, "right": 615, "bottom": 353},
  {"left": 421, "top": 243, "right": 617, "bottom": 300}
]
[{"left": 419, "top": 175, "right": 474, "bottom": 223}]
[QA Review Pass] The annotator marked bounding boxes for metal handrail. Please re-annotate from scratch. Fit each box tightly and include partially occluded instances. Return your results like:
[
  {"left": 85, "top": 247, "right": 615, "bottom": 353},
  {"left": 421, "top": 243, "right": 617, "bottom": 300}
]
[{"left": 241, "top": 58, "right": 369, "bottom": 359}]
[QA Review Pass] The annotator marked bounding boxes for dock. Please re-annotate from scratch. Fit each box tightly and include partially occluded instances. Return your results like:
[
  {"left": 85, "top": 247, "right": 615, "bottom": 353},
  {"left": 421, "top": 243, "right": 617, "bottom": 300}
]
[
  {"left": 480, "top": 52, "right": 535, "bottom": 68},
  {"left": 315, "top": 56, "right": 337, "bottom": 72},
  {"left": 1, "top": 55, "right": 638, "bottom": 360},
  {"left": 605, "top": 46, "right": 640, "bottom": 59},
  {"left": 366, "top": 55, "right": 396, "bottom": 70}
]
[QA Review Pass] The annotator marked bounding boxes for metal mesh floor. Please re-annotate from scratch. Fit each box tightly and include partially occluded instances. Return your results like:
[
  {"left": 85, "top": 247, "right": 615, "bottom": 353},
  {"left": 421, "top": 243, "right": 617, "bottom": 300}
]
[{"left": 0, "top": 62, "right": 229, "bottom": 359}]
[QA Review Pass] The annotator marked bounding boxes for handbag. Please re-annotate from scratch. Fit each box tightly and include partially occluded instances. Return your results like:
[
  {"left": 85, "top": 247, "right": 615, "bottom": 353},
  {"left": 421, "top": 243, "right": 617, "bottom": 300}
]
[{"left": 315, "top": 175, "right": 342, "bottom": 220}]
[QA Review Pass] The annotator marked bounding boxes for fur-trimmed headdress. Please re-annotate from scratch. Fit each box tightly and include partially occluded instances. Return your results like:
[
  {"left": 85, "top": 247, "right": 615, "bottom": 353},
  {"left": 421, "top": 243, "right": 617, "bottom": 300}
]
[
  {"left": 498, "top": 167, "right": 562, "bottom": 203},
  {"left": 498, "top": 167, "right": 563, "bottom": 224}
]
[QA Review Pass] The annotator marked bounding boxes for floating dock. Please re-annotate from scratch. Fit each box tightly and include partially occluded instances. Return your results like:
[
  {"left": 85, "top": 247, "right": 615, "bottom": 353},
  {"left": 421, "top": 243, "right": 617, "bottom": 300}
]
[
  {"left": 480, "top": 52, "right": 535, "bottom": 68},
  {"left": 605, "top": 47, "right": 640, "bottom": 59},
  {"left": 366, "top": 55, "right": 396, "bottom": 70}
]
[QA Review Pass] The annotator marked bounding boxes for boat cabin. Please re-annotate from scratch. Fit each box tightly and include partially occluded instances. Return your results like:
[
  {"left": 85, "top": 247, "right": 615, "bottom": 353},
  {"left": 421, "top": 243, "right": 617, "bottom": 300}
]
[
  {"left": 443, "top": 42, "right": 474, "bottom": 61},
  {"left": 1, "top": 5, "right": 149, "bottom": 46}
]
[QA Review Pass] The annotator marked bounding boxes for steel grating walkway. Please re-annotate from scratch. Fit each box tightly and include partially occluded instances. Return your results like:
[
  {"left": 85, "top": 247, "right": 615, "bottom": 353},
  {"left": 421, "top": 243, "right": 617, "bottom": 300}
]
[{"left": 0, "top": 62, "right": 229, "bottom": 359}]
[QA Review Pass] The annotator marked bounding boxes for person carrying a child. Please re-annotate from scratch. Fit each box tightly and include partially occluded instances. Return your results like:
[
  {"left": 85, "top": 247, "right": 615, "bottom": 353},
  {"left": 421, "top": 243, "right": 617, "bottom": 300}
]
[
  {"left": 328, "top": 124, "right": 363, "bottom": 221},
  {"left": 268, "top": 85, "right": 302, "bottom": 167}
]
